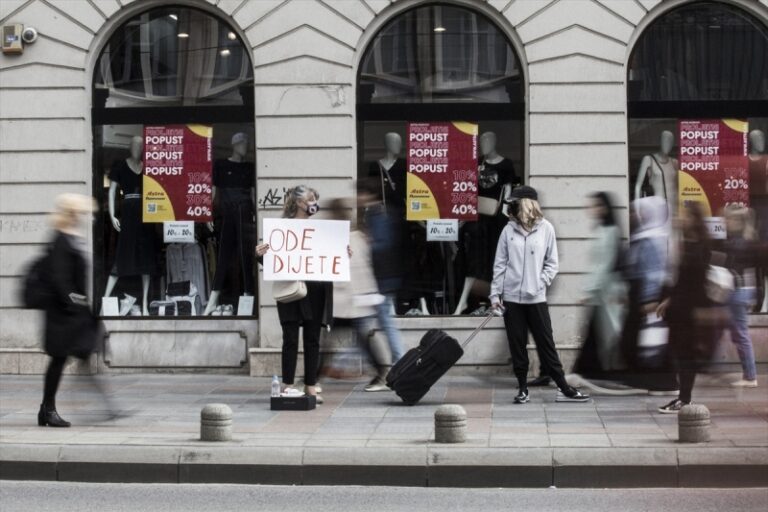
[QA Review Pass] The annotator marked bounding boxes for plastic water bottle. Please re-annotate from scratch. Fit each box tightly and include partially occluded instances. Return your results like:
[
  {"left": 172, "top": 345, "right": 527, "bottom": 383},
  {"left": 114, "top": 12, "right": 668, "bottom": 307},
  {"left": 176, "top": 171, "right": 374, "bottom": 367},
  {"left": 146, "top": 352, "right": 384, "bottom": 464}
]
[{"left": 271, "top": 375, "right": 281, "bottom": 398}]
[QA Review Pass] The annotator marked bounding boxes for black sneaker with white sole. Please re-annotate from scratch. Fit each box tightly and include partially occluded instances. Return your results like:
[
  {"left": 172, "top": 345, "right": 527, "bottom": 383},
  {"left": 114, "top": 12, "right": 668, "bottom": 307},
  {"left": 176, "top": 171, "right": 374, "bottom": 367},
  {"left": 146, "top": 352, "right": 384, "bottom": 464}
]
[
  {"left": 514, "top": 389, "right": 530, "bottom": 404},
  {"left": 556, "top": 387, "right": 590, "bottom": 402},
  {"left": 658, "top": 398, "right": 688, "bottom": 414}
]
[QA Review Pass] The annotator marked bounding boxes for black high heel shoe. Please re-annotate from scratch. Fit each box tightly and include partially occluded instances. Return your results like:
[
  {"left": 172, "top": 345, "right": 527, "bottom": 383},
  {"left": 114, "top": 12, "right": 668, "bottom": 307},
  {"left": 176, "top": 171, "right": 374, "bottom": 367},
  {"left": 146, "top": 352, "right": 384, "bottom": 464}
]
[{"left": 38, "top": 404, "right": 71, "bottom": 428}]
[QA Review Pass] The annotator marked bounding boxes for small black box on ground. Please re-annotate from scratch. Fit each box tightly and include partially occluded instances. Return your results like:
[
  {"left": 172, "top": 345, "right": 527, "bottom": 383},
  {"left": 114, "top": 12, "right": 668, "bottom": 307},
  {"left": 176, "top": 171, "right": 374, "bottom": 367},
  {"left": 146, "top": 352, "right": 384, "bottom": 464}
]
[{"left": 270, "top": 395, "right": 316, "bottom": 411}]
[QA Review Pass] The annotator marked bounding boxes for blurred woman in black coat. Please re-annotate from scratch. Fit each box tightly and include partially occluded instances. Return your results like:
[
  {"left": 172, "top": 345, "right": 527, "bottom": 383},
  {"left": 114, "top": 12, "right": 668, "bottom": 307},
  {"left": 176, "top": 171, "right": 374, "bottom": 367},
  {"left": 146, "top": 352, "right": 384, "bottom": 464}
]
[
  {"left": 39, "top": 194, "right": 101, "bottom": 427},
  {"left": 655, "top": 202, "right": 722, "bottom": 414}
]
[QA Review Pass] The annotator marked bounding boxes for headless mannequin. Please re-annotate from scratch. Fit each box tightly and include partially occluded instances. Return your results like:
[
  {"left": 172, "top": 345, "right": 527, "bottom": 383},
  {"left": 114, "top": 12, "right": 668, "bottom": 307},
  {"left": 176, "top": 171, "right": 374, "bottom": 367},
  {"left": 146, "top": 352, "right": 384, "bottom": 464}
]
[
  {"left": 372, "top": 132, "right": 428, "bottom": 314},
  {"left": 204, "top": 134, "right": 256, "bottom": 316},
  {"left": 454, "top": 132, "right": 514, "bottom": 315},
  {"left": 634, "top": 130, "right": 678, "bottom": 219},
  {"left": 380, "top": 132, "right": 402, "bottom": 177},
  {"left": 105, "top": 136, "right": 150, "bottom": 315},
  {"left": 748, "top": 130, "right": 768, "bottom": 312}
]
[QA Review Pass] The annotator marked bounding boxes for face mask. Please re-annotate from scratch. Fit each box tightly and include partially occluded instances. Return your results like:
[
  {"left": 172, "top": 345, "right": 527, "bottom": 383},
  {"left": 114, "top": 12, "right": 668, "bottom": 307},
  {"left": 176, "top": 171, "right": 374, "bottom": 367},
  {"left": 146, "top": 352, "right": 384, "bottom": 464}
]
[{"left": 306, "top": 202, "right": 319, "bottom": 216}]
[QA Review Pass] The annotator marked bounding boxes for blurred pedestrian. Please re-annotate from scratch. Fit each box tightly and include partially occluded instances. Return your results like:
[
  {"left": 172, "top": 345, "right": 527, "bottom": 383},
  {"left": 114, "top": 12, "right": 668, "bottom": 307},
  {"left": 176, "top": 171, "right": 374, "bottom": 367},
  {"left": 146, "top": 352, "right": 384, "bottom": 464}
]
[
  {"left": 656, "top": 203, "right": 723, "bottom": 413},
  {"left": 723, "top": 204, "right": 759, "bottom": 388},
  {"left": 489, "top": 186, "right": 590, "bottom": 404},
  {"left": 573, "top": 192, "right": 626, "bottom": 383},
  {"left": 620, "top": 196, "right": 677, "bottom": 395},
  {"left": 359, "top": 178, "right": 405, "bottom": 372},
  {"left": 38, "top": 193, "right": 103, "bottom": 427},
  {"left": 328, "top": 198, "right": 390, "bottom": 390},
  {"left": 270, "top": 185, "right": 332, "bottom": 403}
]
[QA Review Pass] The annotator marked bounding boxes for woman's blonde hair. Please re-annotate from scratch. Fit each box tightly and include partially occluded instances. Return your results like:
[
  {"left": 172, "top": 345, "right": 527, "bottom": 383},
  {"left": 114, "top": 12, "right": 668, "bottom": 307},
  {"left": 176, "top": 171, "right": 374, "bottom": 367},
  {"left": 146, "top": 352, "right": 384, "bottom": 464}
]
[
  {"left": 282, "top": 185, "right": 319, "bottom": 218},
  {"left": 50, "top": 193, "right": 97, "bottom": 231},
  {"left": 724, "top": 204, "right": 756, "bottom": 241},
  {"left": 515, "top": 198, "right": 544, "bottom": 230}
]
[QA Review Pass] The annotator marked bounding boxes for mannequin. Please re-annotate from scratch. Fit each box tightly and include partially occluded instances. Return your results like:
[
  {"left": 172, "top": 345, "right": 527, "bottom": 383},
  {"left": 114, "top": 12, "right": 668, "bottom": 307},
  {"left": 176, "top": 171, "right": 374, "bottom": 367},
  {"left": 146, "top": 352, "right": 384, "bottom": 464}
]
[
  {"left": 369, "top": 132, "right": 407, "bottom": 210},
  {"left": 105, "top": 135, "right": 155, "bottom": 315},
  {"left": 204, "top": 132, "right": 256, "bottom": 316},
  {"left": 748, "top": 129, "right": 768, "bottom": 312},
  {"left": 634, "top": 130, "right": 678, "bottom": 220},
  {"left": 368, "top": 132, "right": 430, "bottom": 314},
  {"left": 454, "top": 132, "right": 518, "bottom": 315}
]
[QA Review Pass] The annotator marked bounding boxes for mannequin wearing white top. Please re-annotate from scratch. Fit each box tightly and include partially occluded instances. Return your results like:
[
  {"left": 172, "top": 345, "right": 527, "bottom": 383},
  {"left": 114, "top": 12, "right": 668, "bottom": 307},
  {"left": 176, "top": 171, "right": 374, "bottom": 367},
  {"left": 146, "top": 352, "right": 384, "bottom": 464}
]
[{"left": 634, "top": 130, "right": 679, "bottom": 219}]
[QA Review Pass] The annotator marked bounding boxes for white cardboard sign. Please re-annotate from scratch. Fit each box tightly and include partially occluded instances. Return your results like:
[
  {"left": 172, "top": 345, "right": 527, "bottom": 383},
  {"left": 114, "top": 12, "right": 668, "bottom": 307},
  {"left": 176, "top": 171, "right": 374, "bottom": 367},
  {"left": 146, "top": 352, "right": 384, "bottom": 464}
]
[
  {"left": 426, "top": 219, "right": 459, "bottom": 242},
  {"left": 163, "top": 221, "right": 195, "bottom": 243},
  {"left": 262, "top": 218, "right": 350, "bottom": 282}
]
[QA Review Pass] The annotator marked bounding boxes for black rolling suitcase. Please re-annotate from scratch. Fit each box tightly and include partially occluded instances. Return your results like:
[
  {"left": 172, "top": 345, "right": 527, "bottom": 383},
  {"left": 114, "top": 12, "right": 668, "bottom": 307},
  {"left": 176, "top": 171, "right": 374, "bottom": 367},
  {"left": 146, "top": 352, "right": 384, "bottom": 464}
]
[{"left": 386, "top": 312, "right": 497, "bottom": 405}]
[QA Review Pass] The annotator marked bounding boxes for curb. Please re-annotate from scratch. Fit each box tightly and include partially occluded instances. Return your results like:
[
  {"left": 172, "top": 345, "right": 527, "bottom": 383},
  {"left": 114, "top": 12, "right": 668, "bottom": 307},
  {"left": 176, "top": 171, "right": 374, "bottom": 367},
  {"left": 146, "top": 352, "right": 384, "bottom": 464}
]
[{"left": 2, "top": 444, "right": 767, "bottom": 488}]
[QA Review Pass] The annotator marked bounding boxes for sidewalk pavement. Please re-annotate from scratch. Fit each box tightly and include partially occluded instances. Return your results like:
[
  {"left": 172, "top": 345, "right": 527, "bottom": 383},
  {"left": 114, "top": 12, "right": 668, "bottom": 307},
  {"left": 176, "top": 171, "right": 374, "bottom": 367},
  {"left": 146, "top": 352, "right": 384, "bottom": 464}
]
[{"left": 1, "top": 374, "right": 766, "bottom": 488}]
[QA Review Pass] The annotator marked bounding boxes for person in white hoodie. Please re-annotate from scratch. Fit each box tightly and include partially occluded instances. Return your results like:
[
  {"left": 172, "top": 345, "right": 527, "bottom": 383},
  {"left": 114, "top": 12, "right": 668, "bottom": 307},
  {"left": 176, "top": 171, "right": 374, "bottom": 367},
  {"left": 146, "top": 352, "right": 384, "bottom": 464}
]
[{"left": 490, "top": 186, "right": 590, "bottom": 404}]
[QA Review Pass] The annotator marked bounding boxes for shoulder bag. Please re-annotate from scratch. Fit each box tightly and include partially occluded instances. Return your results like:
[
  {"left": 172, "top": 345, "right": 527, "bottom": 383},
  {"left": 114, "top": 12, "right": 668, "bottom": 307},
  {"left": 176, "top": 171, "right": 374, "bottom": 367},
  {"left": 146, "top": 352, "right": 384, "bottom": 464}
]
[{"left": 272, "top": 281, "right": 307, "bottom": 303}]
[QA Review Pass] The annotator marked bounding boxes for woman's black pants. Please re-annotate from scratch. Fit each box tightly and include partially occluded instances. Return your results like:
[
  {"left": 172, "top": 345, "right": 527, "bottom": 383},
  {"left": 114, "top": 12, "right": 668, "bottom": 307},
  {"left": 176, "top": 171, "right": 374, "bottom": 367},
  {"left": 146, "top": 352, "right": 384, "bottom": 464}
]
[
  {"left": 503, "top": 301, "right": 569, "bottom": 390},
  {"left": 281, "top": 321, "right": 321, "bottom": 387},
  {"left": 43, "top": 356, "right": 67, "bottom": 407}
]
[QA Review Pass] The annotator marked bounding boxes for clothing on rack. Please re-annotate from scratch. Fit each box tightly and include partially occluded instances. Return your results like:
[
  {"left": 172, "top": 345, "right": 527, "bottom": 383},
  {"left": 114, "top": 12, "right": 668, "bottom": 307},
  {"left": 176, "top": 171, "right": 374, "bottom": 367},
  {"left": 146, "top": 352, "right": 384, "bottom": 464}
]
[{"left": 165, "top": 243, "right": 209, "bottom": 307}]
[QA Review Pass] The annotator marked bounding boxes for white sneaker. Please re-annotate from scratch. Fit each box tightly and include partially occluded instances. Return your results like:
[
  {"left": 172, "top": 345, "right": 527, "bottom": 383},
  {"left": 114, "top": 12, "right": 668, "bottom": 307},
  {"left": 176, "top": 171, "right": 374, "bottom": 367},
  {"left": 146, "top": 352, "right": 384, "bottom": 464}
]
[{"left": 731, "top": 379, "right": 758, "bottom": 388}]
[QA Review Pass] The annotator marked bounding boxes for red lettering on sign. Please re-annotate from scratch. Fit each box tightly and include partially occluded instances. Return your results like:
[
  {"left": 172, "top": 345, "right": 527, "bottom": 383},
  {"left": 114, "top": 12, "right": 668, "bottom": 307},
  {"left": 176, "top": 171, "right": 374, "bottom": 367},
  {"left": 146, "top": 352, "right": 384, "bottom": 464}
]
[{"left": 301, "top": 228, "right": 315, "bottom": 250}]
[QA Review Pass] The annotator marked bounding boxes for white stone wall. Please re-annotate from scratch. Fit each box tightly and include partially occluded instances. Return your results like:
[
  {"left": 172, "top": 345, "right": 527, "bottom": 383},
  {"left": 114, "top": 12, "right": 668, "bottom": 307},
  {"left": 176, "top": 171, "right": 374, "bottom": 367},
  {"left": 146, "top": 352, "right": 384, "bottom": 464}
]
[{"left": 1, "top": 0, "right": 767, "bottom": 374}]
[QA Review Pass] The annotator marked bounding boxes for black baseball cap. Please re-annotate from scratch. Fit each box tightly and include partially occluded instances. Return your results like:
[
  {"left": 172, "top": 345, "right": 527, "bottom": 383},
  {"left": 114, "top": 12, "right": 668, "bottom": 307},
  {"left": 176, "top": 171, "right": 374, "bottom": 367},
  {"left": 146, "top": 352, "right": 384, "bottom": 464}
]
[{"left": 505, "top": 185, "right": 538, "bottom": 203}]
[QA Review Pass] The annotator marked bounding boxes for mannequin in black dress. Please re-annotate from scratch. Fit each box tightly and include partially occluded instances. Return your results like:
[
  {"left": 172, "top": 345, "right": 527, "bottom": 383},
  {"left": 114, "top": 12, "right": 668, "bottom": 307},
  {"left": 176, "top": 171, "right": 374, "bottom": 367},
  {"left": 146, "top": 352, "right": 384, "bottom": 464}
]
[
  {"left": 105, "top": 135, "right": 155, "bottom": 315},
  {"left": 203, "top": 132, "right": 256, "bottom": 315},
  {"left": 454, "top": 131, "right": 519, "bottom": 314}
]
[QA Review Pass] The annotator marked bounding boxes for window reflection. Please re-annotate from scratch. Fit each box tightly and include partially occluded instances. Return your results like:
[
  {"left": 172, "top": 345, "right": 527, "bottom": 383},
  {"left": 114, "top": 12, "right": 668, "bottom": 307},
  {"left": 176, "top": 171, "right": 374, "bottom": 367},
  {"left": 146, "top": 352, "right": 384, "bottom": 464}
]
[{"left": 96, "top": 8, "right": 252, "bottom": 107}]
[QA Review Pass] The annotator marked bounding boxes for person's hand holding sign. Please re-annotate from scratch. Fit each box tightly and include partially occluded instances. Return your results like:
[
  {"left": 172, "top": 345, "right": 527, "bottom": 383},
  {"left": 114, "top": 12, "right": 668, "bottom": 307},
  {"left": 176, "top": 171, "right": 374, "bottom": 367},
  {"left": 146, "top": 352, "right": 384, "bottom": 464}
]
[{"left": 255, "top": 243, "right": 270, "bottom": 257}]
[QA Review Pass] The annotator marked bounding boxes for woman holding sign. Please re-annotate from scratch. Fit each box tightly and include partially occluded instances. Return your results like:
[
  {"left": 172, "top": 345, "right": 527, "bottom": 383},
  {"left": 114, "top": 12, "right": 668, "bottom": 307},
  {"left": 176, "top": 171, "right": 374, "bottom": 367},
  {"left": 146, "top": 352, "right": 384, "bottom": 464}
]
[{"left": 266, "top": 186, "right": 332, "bottom": 403}]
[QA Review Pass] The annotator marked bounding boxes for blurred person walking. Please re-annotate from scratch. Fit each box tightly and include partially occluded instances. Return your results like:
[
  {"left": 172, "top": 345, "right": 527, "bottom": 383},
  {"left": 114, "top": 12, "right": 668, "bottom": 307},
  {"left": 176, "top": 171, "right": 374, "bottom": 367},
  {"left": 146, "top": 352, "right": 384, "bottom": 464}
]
[
  {"left": 722, "top": 205, "right": 760, "bottom": 388},
  {"left": 359, "top": 178, "right": 405, "bottom": 381},
  {"left": 572, "top": 192, "right": 626, "bottom": 384},
  {"left": 620, "top": 196, "right": 678, "bottom": 395},
  {"left": 328, "top": 198, "right": 390, "bottom": 391},
  {"left": 489, "top": 186, "right": 590, "bottom": 404},
  {"left": 656, "top": 203, "right": 723, "bottom": 413},
  {"left": 36, "top": 194, "right": 104, "bottom": 427}
]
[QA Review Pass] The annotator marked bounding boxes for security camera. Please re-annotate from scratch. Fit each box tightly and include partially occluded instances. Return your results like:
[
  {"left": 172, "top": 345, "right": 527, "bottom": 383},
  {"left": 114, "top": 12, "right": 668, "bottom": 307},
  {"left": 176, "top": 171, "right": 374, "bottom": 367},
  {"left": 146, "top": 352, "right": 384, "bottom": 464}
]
[{"left": 21, "top": 27, "right": 37, "bottom": 44}]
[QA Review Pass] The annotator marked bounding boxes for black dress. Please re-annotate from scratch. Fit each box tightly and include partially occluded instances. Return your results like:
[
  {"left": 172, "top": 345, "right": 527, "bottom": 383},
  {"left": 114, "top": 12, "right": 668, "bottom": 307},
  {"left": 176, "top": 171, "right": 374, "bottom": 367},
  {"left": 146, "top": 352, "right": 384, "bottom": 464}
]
[
  {"left": 109, "top": 160, "right": 157, "bottom": 276},
  {"left": 211, "top": 158, "right": 256, "bottom": 293},
  {"left": 464, "top": 158, "right": 519, "bottom": 282}
]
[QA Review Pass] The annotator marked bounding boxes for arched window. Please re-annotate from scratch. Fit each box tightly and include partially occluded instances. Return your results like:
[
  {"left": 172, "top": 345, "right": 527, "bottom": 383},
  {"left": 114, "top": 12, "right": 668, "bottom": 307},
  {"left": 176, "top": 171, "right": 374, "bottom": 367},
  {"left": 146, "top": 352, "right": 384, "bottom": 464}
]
[
  {"left": 357, "top": 4, "right": 524, "bottom": 316},
  {"left": 627, "top": 1, "right": 768, "bottom": 312},
  {"left": 92, "top": 7, "right": 257, "bottom": 318}
]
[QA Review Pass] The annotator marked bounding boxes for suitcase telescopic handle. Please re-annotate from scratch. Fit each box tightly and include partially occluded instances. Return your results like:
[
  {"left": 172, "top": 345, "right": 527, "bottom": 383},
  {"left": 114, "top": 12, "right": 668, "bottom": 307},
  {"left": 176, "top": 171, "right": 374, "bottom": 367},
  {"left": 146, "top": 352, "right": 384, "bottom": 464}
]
[{"left": 461, "top": 310, "right": 500, "bottom": 349}]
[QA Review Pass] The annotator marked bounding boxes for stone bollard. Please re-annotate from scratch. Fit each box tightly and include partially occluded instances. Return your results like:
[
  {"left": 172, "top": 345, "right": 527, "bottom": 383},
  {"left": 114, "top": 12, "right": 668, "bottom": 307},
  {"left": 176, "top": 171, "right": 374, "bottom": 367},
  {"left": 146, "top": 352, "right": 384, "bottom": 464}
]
[
  {"left": 678, "top": 404, "right": 710, "bottom": 443},
  {"left": 200, "top": 403, "right": 233, "bottom": 442},
  {"left": 434, "top": 404, "right": 467, "bottom": 444}
]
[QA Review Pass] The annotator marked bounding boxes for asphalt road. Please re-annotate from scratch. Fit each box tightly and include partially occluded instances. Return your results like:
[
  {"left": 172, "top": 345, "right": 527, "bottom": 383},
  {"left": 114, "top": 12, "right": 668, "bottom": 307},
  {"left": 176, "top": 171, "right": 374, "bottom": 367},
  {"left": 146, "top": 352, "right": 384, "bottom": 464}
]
[{"left": 1, "top": 481, "right": 767, "bottom": 512}]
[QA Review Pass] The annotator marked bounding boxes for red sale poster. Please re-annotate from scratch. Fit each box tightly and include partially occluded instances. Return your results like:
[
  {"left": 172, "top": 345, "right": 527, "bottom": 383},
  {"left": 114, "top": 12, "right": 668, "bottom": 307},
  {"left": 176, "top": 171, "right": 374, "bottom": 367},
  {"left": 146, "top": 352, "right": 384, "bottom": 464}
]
[
  {"left": 142, "top": 124, "right": 213, "bottom": 223},
  {"left": 678, "top": 119, "right": 749, "bottom": 238},
  {"left": 406, "top": 122, "right": 478, "bottom": 221}
]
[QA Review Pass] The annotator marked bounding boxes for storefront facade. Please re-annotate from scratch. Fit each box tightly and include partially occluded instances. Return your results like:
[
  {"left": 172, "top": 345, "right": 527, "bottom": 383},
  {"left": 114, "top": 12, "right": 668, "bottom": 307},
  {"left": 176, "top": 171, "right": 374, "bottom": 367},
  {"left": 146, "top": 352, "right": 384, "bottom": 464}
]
[{"left": 1, "top": 0, "right": 766, "bottom": 375}]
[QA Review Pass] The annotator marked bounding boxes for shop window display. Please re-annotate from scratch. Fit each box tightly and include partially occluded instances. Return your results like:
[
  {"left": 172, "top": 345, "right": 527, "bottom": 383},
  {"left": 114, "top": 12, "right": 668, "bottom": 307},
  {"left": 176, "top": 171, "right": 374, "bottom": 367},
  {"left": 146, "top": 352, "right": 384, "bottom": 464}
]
[
  {"left": 92, "top": 7, "right": 255, "bottom": 317},
  {"left": 627, "top": 2, "right": 768, "bottom": 313},
  {"left": 357, "top": 4, "right": 524, "bottom": 316}
]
